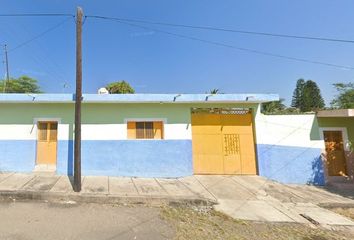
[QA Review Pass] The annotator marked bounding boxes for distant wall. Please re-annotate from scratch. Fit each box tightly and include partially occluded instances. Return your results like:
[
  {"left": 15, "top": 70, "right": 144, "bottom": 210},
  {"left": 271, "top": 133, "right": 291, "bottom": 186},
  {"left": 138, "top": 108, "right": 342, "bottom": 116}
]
[{"left": 255, "top": 114, "right": 325, "bottom": 185}]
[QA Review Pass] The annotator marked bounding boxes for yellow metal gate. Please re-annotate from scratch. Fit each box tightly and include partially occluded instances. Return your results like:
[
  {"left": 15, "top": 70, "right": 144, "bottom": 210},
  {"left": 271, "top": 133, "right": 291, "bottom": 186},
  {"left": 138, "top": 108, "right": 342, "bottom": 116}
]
[{"left": 191, "top": 109, "right": 257, "bottom": 175}]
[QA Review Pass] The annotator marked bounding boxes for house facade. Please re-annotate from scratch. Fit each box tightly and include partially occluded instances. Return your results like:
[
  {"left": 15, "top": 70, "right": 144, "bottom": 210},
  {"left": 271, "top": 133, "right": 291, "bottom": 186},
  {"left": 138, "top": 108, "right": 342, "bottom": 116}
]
[
  {"left": 0, "top": 93, "right": 277, "bottom": 178},
  {"left": 1, "top": 93, "right": 351, "bottom": 186}
]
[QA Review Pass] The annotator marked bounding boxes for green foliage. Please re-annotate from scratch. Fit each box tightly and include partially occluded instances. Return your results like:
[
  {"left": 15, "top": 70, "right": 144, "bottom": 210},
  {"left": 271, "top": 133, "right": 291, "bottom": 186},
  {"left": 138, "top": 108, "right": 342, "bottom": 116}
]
[
  {"left": 209, "top": 88, "right": 219, "bottom": 94},
  {"left": 330, "top": 82, "right": 354, "bottom": 109},
  {"left": 106, "top": 80, "right": 135, "bottom": 94},
  {"left": 0, "top": 76, "right": 42, "bottom": 93},
  {"left": 302, "top": 80, "right": 325, "bottom": 112},
  {"left": 261, "top": 99, "right": 286, "bottom": 114},
  {"left": 291, "top": 79, "right": 305, "bottom": 109},
  {"left": 261, "top": 99, "right": 304, "bottom": 115},
  {"left": 291, "top": 79, "right": 324, "bottom": 112}
]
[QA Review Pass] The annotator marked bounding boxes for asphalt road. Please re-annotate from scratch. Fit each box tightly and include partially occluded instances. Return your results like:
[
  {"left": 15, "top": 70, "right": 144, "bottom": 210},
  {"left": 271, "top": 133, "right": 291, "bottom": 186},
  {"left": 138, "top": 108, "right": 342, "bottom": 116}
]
[{"left": 0, "top": 201, "right": 173, "bottom": 240}]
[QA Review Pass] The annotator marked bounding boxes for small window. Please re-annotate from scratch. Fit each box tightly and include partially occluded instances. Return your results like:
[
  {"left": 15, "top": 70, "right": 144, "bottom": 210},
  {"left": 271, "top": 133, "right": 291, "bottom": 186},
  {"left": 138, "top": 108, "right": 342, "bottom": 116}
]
[
  {"left": 37, "top": 122, "right": 58, "bottom": 142},
  {"left": 38, "top": 122, "right": 48, "bottom": 141},
  {"left": 127, "top": 121, "right": 163, "bottom": 139}
]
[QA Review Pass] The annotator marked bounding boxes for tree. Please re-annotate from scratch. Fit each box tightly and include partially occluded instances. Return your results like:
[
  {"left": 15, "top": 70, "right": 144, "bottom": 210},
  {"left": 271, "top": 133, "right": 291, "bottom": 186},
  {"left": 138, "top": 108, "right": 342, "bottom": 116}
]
[
  {"left": 209, "top": 88, "right": 219, "bottom": 94},
  {"left": 261, "top": 99, "right": 286, "bottom": 114},
  {"left": 105, "top": 81, "right": 135, "bottom": 94},
  {"left": 291, "top": 79, "right": 305, "bottom": 109},
  {"left": 0, "top": 75, "right": 42, "bottom": 93},
  {"left": 291, "top": 79, "right": 324, "bottom": 112},
  {"left": 302, "top": 80, "right": 325, "bottom": 112},
  {"left": 330, "top": 82, "right": 354, "bottom": 109}
]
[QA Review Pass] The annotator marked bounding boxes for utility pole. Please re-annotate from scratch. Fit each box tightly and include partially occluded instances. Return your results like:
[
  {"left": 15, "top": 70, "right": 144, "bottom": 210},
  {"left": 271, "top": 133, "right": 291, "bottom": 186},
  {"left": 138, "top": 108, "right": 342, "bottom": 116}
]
[
  {"left": 3, "top": 44, "right": 10, "bottom": 93},
  {"left": 74, "top": 6, "right": 83, "bottom": 192}
]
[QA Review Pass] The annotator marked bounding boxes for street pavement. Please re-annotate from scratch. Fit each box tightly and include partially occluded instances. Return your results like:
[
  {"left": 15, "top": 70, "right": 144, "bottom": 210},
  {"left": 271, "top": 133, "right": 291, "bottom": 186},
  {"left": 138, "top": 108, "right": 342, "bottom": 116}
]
[{"left": 0, "top": 201, "right": 173, "bottom": 240}]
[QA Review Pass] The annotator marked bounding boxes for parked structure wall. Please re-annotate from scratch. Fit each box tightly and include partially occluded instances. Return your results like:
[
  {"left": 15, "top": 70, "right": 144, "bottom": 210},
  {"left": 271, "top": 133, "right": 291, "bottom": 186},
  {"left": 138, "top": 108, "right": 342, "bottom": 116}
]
[{"left": 255, "top": 114, "right": 325, "bottom": 185}]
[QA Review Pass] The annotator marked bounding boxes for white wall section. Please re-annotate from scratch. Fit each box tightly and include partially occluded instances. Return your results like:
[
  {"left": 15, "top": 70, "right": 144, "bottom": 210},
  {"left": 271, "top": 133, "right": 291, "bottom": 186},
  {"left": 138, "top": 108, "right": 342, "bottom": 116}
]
[
  {"left": 255, "top": 114, "right": 324, "bottom": 148},
  {"left": 164, "top": 124, "right": 192, "bottom": 140},
  {"left": 0, "top": 125, "right": 37, "bottom": 140}
]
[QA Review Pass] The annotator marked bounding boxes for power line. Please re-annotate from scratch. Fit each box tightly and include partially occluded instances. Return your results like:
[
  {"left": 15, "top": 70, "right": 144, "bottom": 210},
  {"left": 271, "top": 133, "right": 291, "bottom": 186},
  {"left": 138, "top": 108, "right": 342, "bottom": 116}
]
[
  {"left": 0, "top": 17, "right": 73, "bottom": 84},
  {"left": 88, "top": 17, "right": 354, "bottom": 70},
  {"left": 86, "top": 15, "right": 354, "bottom": 44},
  {"left": 0, "top": 13, "right": 74, "bottom": 17},
  {"left": 3, "top": 16, "right": 73, "bottom": 54}
]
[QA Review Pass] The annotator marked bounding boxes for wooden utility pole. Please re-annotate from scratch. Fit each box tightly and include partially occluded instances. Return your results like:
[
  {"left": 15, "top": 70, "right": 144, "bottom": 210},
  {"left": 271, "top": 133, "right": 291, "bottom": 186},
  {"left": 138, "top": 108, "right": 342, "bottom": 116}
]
[
  {"left": 3, "top": 44, "right": 10, "bottom": 93},
  {"left": 74, "top": 6, "right": 83, "bottom": 192}
]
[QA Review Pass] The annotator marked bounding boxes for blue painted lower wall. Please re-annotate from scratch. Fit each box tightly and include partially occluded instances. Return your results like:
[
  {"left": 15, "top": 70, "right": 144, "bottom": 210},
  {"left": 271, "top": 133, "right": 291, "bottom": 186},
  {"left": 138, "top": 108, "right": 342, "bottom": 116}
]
[
  {"left": 0, "top": 140, "right": 36, "bottom": 172},
  {"left": 0, "top": 140, "right": 325, "bottom": 185},
  {"left": 57, "top": 140, "right": 193, "bottom": 178},
  {"left": 0, "top": 139, "right": 193, "bottom": 177},
  {"left": 257, "top": 144, "right": 325, "bottom": 185}
]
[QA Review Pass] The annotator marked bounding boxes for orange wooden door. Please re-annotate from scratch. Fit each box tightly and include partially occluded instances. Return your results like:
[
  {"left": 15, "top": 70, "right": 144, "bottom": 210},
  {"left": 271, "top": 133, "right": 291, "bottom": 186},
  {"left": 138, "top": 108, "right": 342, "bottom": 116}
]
[
  {"left": 323, "top": 131, "right": 347, "bottom": 176},
  {"left": 36, "top": 122, "right": 58, "bottom": 165}
]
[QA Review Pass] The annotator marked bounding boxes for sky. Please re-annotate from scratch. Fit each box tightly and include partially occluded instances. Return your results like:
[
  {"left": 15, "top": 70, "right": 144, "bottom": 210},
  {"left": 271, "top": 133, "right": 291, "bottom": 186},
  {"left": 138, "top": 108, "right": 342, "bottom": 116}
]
[{"left": 1, "top": 0, "right": 354, "bottom": 106}]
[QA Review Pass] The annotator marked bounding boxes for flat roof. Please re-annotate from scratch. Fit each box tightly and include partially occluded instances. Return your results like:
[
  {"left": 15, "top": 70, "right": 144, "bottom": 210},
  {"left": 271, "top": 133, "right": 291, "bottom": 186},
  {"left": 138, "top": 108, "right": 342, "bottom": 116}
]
[
  {"left": 0, "top": 93, "right": 279, "bottom": 103},
  {"left": 317, "top": 109, "right": 354, "bottom": 117}
]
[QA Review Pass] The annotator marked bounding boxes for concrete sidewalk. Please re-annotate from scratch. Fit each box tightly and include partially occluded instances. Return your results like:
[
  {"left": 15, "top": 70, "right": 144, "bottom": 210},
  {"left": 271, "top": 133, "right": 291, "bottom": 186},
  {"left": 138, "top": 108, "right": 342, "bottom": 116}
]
[
  {"left": 0, "top": 172, "right": 216, "bottom": 206},
  {"left": 1, "top": 172, "right": 354, "bottom": 227},
  {"left": 202, "top": 175, "right": 354, "bottom": 227}
]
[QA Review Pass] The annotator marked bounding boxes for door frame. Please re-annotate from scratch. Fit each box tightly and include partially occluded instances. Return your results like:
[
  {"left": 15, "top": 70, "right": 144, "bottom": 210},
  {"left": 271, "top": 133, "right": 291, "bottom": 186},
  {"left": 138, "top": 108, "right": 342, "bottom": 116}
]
[
  {"left": 34, "top": 118, "right": 61, "bottom": 167},
  {"left": 319, "top": 127, "right": 349, "bottom": 178},
  {"left": 319, "top": 127, "right": 350, "bottom": 151}
]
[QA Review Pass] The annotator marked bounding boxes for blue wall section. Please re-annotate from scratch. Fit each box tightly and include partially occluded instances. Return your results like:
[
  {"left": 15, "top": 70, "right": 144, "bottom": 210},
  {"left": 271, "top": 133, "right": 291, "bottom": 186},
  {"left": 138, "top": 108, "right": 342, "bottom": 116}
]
[
  {"left": 0, "top": 140, "right": 36, "bottom": 172},
  {"left": 57, "top": 140, "right": 74, "bottom": 176},
  {"left": 57, "top": 140, "right": 193, "bottom": 178},
  {"left": 257, "top": 144, "right": 325, "bottom": 185}
]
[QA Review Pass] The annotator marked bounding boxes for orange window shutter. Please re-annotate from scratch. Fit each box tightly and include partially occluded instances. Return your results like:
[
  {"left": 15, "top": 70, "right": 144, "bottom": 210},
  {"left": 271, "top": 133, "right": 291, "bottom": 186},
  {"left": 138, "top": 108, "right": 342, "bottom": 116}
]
[
  {"left": 127, "top": 122, "right": 136, "bottom": 139},
  {"left": 153, "top": 121, "right": 163, "bottom": 139}
]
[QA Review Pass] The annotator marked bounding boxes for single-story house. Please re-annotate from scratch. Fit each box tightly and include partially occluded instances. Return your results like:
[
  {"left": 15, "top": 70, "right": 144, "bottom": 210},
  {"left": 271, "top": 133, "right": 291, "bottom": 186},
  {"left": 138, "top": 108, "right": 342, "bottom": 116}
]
[
  {"left": 0, "top": 93, "right": 277, "bottom": 178},
  {"left": 1, "top": 93, "right": 351, "bottom": 186}
]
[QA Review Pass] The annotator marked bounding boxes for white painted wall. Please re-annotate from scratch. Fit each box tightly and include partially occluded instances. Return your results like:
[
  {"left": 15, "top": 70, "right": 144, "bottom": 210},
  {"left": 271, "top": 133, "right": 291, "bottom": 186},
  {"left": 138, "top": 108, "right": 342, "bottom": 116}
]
[
  {"left": 164, "top": 123, "right": 191, "bottom": 140},
  {"left": 0, "top": 123, "right": 70, "bottom": 141},
  {"left": 81, "top": 123, "right": 191, "bottom": 140},
  {"left": 255, "top": 114, "right": 324, "bottom": 148},
  {"left": 0, "top": 122, "right": 192, "bottom": 141},
  {"left": 0, "top": 125, "right": 37, "bottom": 140},
  {"left": 81, "top": 124, "right": 127, "bottom": 140}
]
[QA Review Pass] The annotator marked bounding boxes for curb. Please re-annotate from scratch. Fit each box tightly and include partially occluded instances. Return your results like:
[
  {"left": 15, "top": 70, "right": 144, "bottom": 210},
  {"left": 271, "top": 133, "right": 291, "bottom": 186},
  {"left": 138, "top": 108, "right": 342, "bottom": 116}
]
[{"left": 0, "top": 190, "right": 217, "bottom": 207}]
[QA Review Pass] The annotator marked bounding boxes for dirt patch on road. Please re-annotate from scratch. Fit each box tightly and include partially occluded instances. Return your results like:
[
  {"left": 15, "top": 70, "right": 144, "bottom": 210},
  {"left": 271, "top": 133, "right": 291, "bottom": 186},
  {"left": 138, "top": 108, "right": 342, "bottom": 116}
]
[
  {"left": 328, "top": 207, "right": 354, "bottom": 221},
  {"left": 161, "top": 206, "right": 353, "bottom": 240}
]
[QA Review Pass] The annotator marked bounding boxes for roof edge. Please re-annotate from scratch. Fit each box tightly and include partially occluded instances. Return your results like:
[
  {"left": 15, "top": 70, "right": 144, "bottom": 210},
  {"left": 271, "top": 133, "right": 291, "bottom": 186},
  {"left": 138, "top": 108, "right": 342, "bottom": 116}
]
[{"left": 0, "top": 93, "right": 279, "bottom": 103}]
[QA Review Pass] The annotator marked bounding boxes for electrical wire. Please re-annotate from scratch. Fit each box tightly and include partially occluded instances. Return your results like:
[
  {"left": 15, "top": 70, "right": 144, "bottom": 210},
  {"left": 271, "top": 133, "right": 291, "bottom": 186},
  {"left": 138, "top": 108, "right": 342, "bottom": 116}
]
[
  {"left": 0, "top": 16, "right": 73, "bottom": 84},
  {"left": 4, "top": 16, "right": 73, "bottom": 53},
  {"left": 86, "top": 15, "right": 354, "bottom": 44},
  {"left": 0, "top": 13, "right": 74, "bottom": 17},
  {"left": 89, "top": 17, "right": 354, "bottom": 70}
]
